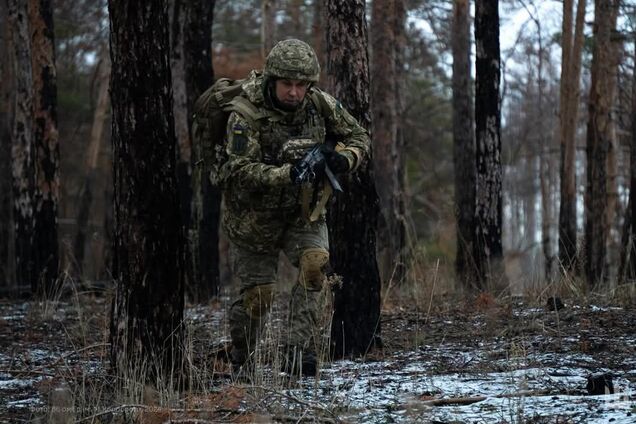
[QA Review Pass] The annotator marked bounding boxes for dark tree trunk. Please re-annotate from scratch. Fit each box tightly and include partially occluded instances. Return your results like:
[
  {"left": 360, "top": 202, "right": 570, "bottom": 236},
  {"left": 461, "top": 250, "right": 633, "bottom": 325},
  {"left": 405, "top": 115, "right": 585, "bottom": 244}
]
[
  {"left": 371, "top": 0, "right": 400, "bottom": 284},
  {"left": 618, "top": 37, "right": 636, "bottom": 283},
  {"left": 451, "top": 0, "right": 476, "bottom": 285},
  {"left": 8, "top": 0, "right": 36, "bottom": 291},
  {"left": 473, "top": 0, "right": 503, "bottom": 290},
  {"left": 558, "top": 0, "right": 586, "bottom": 272},
  {"left": 325, "top": 0, "right": 381, "bottom": 358},
  {"left": 584, "top": 0, "right": 619, "bottom": 287},
  {"left": 108, "top": 0, "right": 184, "bottom": 379},
  {"left": 184, "top": 0, "right": 219, "bottom": 302},
  {"left": 29, "top": 0, "right": 60, "bottom": 296},
  {"left": 74, "top": 47, "right": 110, "bottom": 278},
  {"left": 371, "top": 0, "right": 406, "bottom": 282},
  {"left": 168, "top": 0, "right": 192, "bottom": 296},
  {"left": 0, "top": 0, "right": 15, "bottom": 287}
]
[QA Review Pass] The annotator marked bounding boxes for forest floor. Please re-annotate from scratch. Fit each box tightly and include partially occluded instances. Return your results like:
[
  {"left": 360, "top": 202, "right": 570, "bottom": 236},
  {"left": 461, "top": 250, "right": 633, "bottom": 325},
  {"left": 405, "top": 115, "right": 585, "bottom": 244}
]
[{"left": 0, "top": 284, "right": 635, "bottom": 423}]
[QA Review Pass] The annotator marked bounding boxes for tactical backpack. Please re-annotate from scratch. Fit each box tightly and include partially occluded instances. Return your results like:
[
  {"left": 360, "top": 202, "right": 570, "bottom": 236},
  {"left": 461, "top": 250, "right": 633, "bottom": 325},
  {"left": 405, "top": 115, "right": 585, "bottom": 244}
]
[{"left": 191, "top": 77, "right": 247, "bottom": 189}]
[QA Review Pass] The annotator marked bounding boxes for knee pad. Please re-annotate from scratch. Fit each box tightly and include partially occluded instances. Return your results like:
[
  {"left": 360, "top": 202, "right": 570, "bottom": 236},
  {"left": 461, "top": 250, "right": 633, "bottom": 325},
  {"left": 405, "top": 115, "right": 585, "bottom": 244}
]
[
  {"left": 243, "top": 283, "right": 274, "bottom": 319},
  {"left": 299, "top": 248, "right": 329, "bottom": 290}
]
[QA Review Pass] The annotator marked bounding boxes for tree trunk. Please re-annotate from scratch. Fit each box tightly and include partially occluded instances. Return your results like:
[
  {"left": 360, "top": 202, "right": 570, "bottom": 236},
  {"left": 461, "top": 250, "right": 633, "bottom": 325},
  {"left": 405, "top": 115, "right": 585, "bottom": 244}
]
[
  {"left": 584, "top": 0, "right": 619, "bottom": 287},
  {"left": 108, "top": 0, "right": 184, "bottom": 380},
  {"left": 371, "top": 0, "right": 405, "bottom": 284},
  {"left": 473, "top": 0, "right": 503, "bottom": 290},
  {"left": 262, "top": 0, "right": 276, "bottom": 59},
  {"left": 74, "top": 47, "right": 110, "bottom": 278},
  {"left": 558, "top": 0, "right": 586, "bottom": 272},
  {"left": 169, "top": 0, "right": 192, "bottom": 298},
  {"left": 393, "top": 0, "right": 407, "bottom": 283},
  {"left": 289, "top": 0, "right": 303, "bottom": 37},
  {"left": 312, "top": 0, "right": 325, "bottom": 81},
  {"left": 530, "top": 5, "right": 554, "bottom": 282},
  {"left": 618, "top": 37, "right": 636, "bottom": 283},
  {"left": 8, "top": 0, "right": 36, "bottom": 291},
  {"left": 28, "top": 0, "right": 60, "bottom": 296},
  {"left": 326, "top": 0, "right": 381, "bottom": 358},
  {"left": 184, "top": 0, "right": 219, "bottom": 302},
  {"left": 451, "top": 0, "right": 476, "bottom": 285},
  {"left": 0, "top": 0, "right": 15, "bottom": 287}
]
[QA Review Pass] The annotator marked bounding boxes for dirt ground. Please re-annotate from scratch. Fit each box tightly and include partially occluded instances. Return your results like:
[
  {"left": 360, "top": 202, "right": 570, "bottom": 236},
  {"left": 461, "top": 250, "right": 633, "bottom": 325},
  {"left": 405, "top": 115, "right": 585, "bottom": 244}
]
[{"left": 0, "top": 287, "right": 635, "bottom": 423}]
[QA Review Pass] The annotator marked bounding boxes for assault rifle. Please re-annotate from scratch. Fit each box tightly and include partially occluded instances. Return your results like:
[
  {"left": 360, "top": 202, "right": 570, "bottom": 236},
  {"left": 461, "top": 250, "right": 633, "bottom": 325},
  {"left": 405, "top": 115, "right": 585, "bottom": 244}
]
[{"left": 291, "top": 144, "right": 343, "bottom": 192}]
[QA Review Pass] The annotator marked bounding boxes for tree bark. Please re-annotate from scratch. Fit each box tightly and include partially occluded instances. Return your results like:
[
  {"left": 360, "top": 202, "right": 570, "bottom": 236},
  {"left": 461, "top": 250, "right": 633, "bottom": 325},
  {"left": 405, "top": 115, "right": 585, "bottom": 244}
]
[
  {"left": 312, "top": 0, "right": 325, "bottom": 81},
  {"left": 326, "top": 0, "right": 381, "bottom": 358},
  {"left": 393, "top": 0, "right": 407, "bottom": 283},
  {"left": 108, "top": 0, "right": 184, "bottom": 380},
  {"left": 584, "top": 0, "right": 619, "bottom": 287},
  {"left": 289, "top": 0, "right": 303, "bottom": 37},
  {"left": 262, "top": 0, "right": 276, "bottom": 59},
  {"left": 0, "top": 0, "right": 15, "bottom": 287},
  {"left": 451, "top": 0, "right": 476, "bottom": 285},
  {"left": 8, "top": 0, "right": 36, "bottom": 291},
  {"left": 28, "top": 0, "right": 60, "bottom": 296},
  {"left": 371, "top": 0, "right": 405, "bottom": 284},
  {"left": 473, "top": 0, "right": 504, "bottom": 290},
  {"left": 558, "top": 0, "right": 586, "bottom": 272},
  {"left": 74, "top": 47, "right": 111, "bottom": 278},
  {"left": 618, "top": 37, "right": 636, "bottom": 283},
  {"left": 184, "top": 0, "right": 219, "bottom": 302}
]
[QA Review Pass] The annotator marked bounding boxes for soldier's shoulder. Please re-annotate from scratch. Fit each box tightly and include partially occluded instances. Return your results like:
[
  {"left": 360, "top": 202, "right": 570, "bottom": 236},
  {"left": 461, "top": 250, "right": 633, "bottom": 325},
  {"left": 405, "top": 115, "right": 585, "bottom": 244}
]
[
  {"left": 310, "top": 88, "right": 352, "bottom": 120},
  {"left": 227, "top": 111, "right": 256, "bottom": 131}
]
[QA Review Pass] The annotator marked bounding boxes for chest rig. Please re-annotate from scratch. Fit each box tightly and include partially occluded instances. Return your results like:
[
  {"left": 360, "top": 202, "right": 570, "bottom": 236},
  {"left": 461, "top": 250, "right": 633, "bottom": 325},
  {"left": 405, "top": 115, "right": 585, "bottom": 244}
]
[
  {"left": 258, "top": 100, "right": 327, "bottom": 166},
  {"left": 226, "top": 89, "right": 335, "bottom": 221}
]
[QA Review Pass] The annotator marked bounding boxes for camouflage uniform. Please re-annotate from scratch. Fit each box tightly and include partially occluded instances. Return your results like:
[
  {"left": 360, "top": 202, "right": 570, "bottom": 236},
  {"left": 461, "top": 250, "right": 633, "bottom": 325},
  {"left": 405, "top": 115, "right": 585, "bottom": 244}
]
[{"left": 218, "top": 39, "right": 370, "bottom": 371}]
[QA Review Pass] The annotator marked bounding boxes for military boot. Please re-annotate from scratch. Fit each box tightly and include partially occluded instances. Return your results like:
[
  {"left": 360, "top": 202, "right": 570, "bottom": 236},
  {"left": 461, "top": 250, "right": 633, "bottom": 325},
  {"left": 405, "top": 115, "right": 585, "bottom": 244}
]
[{"left": 282, "top": 346, "right": 318, "bottom": 377}]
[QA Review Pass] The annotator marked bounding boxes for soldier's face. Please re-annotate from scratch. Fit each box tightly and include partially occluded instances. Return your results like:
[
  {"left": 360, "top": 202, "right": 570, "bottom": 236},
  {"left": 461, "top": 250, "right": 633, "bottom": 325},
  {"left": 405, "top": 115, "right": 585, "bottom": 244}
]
[{"left": 275, "top": 79, "right": 309, "bottom": 108}]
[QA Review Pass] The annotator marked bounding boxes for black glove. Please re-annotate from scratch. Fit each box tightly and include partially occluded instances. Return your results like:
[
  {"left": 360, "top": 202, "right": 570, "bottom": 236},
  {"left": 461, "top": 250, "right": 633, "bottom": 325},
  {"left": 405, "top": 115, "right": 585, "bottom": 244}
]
[{"left": 323, "top": 149, "right": 349, "bottom": 174}]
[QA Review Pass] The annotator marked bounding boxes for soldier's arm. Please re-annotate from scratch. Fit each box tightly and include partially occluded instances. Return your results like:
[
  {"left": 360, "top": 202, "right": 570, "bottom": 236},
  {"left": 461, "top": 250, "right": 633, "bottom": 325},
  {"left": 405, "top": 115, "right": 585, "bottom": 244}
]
[
  {"left": 318, "top": 90, "right": 370, "bottom": 172},
  {"left": 219, "top": 112, "right": 292, "bottom": 188}
]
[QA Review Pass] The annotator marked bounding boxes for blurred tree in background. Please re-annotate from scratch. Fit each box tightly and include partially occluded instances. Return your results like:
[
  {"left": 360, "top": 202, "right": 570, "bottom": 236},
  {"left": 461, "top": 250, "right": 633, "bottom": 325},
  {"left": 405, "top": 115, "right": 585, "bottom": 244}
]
[{"left": 2, "top": 0, "right": 636, "bottom": 298}]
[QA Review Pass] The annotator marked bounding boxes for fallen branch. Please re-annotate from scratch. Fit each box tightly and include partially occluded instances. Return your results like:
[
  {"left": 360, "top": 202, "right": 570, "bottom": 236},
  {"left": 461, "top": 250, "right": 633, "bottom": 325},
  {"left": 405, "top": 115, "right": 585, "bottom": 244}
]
[
  {"left": 422, "top": 396, "right": 487, "bottom": 406},
  {"left": 423, "top": 390, "right": 553, "bottom": 407},
  {"left": 0, "top": 368, "right": 56, "bottom": 377},
  {"left": 272, "top": 414, "right": 336, "bottom": 424}
]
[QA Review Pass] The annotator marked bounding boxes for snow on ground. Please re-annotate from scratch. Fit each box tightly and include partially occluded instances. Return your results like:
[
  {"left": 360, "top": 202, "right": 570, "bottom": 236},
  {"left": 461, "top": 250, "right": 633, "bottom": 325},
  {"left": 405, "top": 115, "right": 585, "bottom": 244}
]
[{"left": 1, "top": 297, "right": 635, "bottom": 422}]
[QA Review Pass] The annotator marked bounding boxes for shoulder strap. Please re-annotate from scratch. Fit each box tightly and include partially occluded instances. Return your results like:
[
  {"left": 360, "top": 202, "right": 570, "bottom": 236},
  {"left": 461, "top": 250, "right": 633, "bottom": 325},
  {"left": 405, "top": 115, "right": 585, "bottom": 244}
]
[
  {"left": 309, "top": 89, "right": 331, "bottom": 118},
  {"left": 226, "top": 96, "right": 279, "bottom": 129}
]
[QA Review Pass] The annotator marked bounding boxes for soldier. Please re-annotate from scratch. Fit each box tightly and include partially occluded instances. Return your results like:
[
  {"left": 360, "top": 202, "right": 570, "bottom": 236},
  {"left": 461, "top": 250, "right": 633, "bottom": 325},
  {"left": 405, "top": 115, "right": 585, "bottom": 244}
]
[{"left": 219, "top": 39, "right": 370, "bottom": 377}]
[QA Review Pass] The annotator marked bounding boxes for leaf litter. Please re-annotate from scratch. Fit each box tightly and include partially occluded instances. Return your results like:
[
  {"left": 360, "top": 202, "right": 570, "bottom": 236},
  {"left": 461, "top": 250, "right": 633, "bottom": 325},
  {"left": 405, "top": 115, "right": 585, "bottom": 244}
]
[{"left": 0, "top": 294, "right": 634, "bottom": 423}]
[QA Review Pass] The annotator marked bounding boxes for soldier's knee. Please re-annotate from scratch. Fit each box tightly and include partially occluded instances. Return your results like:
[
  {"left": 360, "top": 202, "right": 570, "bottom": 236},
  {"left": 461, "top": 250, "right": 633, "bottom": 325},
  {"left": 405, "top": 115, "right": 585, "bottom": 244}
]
[
  {"left": 299, "top": 248, "right": 329, "bottom": 290},
  {"left": 243, "top": 283, "right": 274, "bottom": 319}
]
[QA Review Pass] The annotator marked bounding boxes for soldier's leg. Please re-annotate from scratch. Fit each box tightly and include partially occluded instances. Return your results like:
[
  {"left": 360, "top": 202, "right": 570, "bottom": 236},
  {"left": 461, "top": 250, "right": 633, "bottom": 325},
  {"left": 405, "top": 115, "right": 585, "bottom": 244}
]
[
  {"left": 228, "top": 244, "right": 278, "bottom": 367},
  {"left": 283, "top": 217, "right": 329, "bottom": 374}
]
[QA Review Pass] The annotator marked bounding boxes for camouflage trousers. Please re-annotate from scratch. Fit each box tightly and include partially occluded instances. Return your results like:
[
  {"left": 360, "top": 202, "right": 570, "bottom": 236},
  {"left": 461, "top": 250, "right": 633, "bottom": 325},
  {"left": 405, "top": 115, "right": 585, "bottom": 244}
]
[{"left": 228, "top": 216, "right": 330, "bottom": 366}]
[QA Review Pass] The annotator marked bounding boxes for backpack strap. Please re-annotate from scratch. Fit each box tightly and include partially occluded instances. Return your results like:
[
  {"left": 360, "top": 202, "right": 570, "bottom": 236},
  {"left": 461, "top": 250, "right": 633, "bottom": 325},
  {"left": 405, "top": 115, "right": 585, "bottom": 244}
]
[{"left": 226, "top": 96, "right": 276, "bottom": 129}]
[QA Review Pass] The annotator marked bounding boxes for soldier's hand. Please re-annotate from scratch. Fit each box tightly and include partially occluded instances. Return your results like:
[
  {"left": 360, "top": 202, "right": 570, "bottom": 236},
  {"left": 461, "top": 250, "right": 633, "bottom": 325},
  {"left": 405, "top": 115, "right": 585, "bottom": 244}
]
[{"left": 323, "top": 149, "right": 349, "bottom": 174}]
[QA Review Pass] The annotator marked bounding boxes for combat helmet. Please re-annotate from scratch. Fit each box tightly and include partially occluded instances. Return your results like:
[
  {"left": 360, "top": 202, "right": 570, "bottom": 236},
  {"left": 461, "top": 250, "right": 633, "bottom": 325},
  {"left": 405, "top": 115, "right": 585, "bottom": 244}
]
[{"left": 264, "top": 39, "right": 320, "bottom": 83}]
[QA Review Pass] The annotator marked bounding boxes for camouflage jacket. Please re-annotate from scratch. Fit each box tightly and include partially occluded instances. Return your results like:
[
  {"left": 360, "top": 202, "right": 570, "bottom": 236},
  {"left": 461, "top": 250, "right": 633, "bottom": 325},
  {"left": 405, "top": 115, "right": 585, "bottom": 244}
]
[{"left": 219, "top": 71, "right": 370, "bottom": 251}]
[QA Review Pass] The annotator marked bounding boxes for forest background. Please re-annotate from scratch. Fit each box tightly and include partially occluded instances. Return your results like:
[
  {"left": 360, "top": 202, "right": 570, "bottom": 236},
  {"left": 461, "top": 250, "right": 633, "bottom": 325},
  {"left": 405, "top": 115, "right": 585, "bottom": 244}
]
[{"left": 2, "top": 0, "right": 636, "bottom": 298}]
